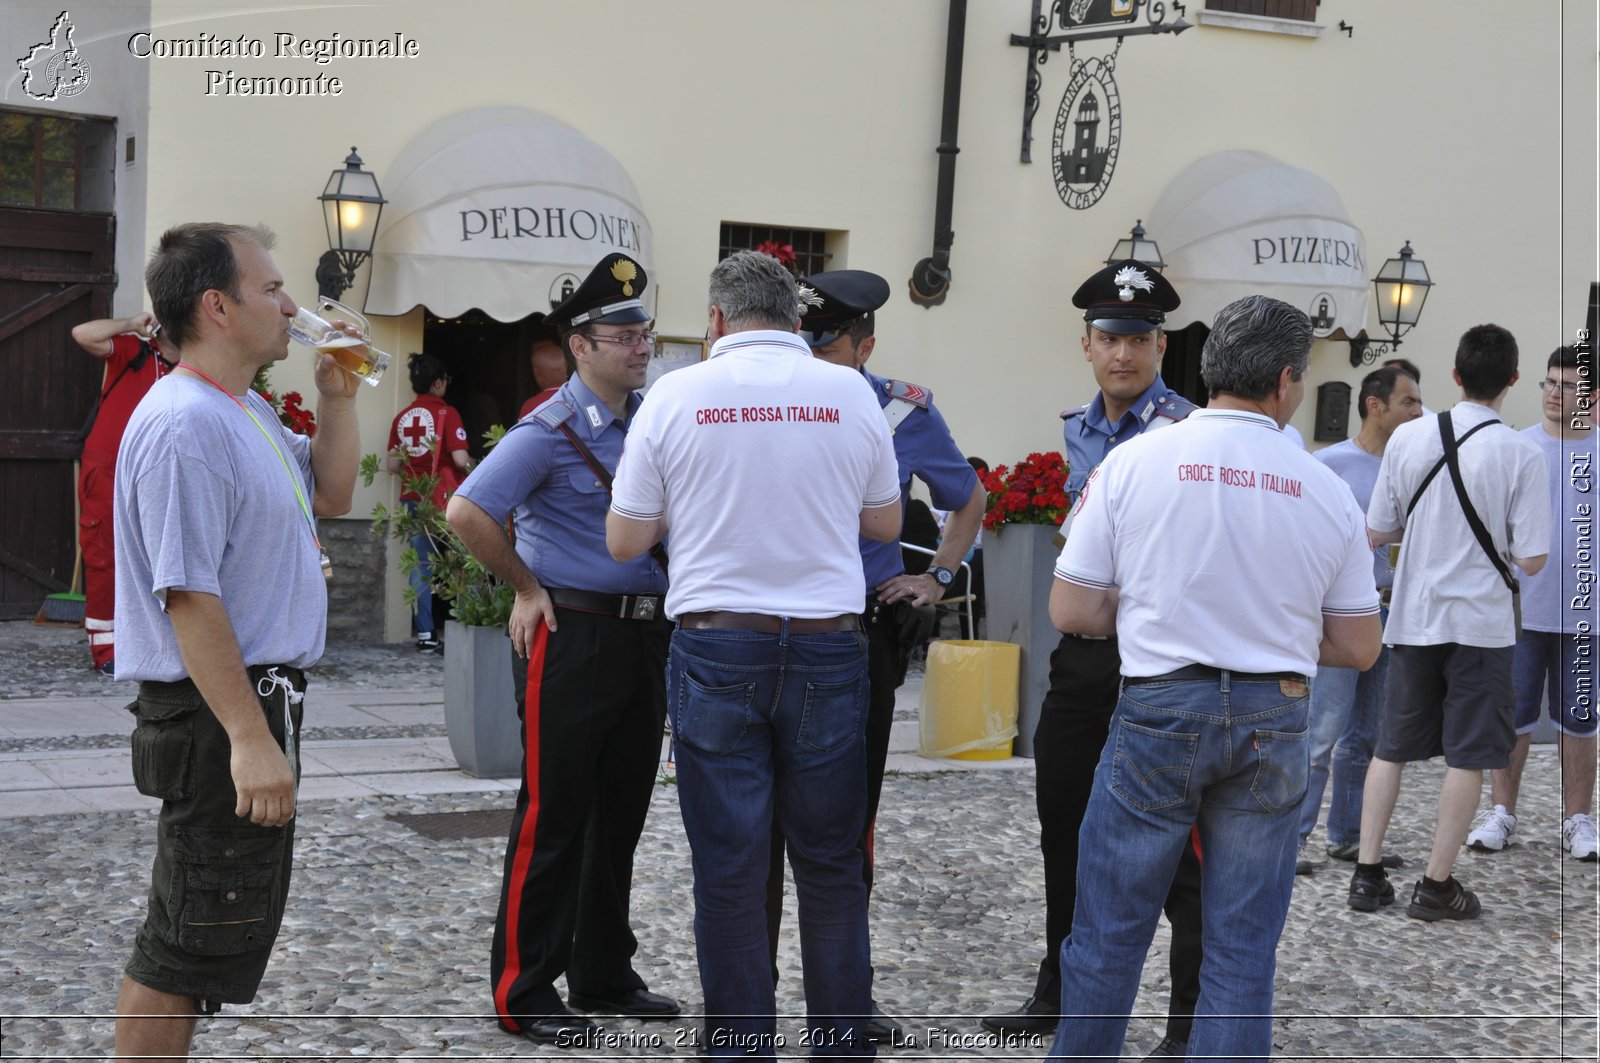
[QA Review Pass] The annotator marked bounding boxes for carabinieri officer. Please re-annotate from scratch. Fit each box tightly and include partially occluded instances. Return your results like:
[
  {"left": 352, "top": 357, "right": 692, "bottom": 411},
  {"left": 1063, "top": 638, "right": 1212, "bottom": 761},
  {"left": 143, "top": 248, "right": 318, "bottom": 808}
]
[
  {"left": 984, "top": 259, "right": 1202, "bottom": 1063},
  {"left": 780, "top": 268, "right": 985, "bottom": 1042},
  {"left": 447, "top": 252, "right": 678, "bottom": 1045}
]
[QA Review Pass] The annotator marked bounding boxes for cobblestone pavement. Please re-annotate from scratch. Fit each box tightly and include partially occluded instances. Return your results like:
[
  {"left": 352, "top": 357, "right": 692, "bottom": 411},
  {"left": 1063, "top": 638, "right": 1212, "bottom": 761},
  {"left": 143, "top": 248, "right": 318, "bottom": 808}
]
[{"left": 2, "top": 622, "right": 1597, "bottom": 1060}]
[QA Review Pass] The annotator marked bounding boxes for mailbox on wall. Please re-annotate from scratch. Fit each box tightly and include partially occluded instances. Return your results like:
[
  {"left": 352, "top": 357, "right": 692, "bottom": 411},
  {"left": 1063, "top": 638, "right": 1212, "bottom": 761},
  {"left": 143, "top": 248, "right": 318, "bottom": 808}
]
[{"left": 1315, "top": 381, "right": 1351, "bottom": 442}]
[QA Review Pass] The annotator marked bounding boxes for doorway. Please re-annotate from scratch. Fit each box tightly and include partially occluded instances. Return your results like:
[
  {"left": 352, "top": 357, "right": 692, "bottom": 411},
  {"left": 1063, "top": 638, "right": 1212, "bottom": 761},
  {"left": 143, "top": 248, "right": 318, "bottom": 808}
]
[{"left": 422, "top": 309, "right": 545, "bottom": 459}]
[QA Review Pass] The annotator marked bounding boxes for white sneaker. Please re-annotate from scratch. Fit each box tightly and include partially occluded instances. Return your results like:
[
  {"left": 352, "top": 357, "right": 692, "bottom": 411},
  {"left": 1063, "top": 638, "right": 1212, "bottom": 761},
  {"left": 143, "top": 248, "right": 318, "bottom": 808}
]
[
  {"left": 1564, "top": 814, "right": 1599, "bottom": 861},
  {"left": 1466, "top": 804, "right": 1517, "bottom": 852}
]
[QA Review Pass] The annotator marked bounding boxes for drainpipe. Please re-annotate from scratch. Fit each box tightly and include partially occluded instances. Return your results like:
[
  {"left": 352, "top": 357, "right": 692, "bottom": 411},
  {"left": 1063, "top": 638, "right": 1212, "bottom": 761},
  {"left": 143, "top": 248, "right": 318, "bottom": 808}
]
[{"left": 908, "top": 0, "right": 967, "bottom": 308}]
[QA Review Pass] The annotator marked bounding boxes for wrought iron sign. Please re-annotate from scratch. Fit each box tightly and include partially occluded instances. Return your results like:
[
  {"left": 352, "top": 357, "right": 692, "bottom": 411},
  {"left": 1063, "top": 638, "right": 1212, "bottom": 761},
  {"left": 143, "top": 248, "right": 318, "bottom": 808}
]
[{"left": 1010, "top": 0, "right": 1190, "bottom": 210}]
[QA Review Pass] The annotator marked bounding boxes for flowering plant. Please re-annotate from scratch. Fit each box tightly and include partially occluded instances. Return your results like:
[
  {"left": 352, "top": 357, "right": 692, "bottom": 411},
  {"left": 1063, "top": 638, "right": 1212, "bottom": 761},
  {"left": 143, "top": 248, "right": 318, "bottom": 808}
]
[
  {"left": 981, "top": 451, "right": 1071, "bottom": 530},
  {"left": 754, "top": 240, "right": 800, "bottom": 276},
  {"left": 250, "top": 366, "right": 317, "bottom": 436}
]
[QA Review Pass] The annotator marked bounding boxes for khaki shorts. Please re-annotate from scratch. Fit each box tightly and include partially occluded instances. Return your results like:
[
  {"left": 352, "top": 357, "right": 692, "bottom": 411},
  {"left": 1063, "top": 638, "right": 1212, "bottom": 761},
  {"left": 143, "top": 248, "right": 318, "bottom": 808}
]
[{"left": 122, "top": 667, "right": 304, "bottom": 1007}]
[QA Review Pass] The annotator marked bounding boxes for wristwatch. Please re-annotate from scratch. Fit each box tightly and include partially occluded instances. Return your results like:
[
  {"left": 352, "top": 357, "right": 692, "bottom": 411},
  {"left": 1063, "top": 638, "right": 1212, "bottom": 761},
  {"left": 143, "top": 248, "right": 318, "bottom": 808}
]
[{"left": 928, "top": 566, "right": 955, "bottom": 588}]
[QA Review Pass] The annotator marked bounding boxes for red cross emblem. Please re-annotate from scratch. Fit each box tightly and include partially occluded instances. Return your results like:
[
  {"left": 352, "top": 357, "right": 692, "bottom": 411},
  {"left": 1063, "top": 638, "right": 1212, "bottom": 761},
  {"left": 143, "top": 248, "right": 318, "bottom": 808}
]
[{"left": 399, "top": 408, "right": 437, "bottom": 456}]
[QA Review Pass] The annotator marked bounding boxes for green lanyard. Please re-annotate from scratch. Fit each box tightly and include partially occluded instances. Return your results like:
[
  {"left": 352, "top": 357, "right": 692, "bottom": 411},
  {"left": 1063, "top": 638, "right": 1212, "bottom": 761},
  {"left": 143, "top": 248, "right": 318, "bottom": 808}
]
[{"left": 180, "top": 365, "right": 332, "bottom": 579}]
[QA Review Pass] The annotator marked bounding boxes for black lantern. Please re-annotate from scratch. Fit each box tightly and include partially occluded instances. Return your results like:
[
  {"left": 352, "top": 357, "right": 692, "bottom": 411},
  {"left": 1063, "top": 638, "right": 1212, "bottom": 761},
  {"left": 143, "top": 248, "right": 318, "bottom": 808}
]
[
  {"left": 1350, "top": 241, "right": 1433, "bottom": 367},
  {"left": 1104, "top": 219, "right": 1166, "bottom": 271},
  {"left": 316, "top": 147, "right": 386, "bottom": 301}
]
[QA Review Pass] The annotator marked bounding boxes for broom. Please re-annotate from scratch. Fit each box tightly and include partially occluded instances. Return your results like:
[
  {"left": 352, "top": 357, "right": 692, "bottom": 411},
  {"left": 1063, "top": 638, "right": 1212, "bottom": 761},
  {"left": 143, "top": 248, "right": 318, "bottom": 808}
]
[{"left": 35, "top": 460, "right": 87, "bottom": 625}]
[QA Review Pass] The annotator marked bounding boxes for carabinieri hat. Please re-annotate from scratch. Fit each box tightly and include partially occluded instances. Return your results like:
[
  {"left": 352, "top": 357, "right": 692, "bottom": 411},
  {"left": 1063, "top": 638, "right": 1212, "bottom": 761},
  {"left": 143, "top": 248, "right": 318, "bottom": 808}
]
[
  {"left": 1072, "top": 259, "right": 1181, "bottom": 335},
  {"left": 548, "top": 252, "right": 651, "bottom": 329},
  {"left": 797, "top": 270, "right": 891, "bottom": 346}
]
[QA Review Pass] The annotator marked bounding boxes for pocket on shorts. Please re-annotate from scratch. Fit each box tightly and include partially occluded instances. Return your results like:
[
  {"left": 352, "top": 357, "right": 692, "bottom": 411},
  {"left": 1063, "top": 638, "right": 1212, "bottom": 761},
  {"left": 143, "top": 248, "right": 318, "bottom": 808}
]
[
  {"left": 168, "top": 825, "right": 288, "bottom": 956},
  {"left": 128, "top": 695, "right": 200, "bottom": 802},
  {"left": 797, "top": 671, "right": 866, "bottom": 753},
  {"left": 675, "top": 671, "right": 756, "bottom": 755},
  {"left": 1250, "top": 728, "right": 1309, "bottom": 813},
  {"left": 1109, "top": 718, "right": 1198, "bottom": 812}
]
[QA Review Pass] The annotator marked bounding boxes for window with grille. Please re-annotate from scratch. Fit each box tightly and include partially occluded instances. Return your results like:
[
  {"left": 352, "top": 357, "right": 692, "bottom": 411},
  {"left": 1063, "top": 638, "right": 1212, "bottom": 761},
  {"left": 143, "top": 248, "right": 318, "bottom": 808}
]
[
  {"left": 0, "top": 109, "right": 114, "bottom": 211},
  {"left": 1204, "top": 0, "right": 1319, "bottom": 21},
  {"left": 718, "top": 223, "right": 832, "bottom": 277}
]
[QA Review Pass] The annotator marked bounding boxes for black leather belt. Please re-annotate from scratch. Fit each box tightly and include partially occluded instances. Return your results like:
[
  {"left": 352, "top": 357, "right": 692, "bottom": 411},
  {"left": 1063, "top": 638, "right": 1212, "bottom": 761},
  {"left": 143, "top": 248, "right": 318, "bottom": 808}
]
[
  {"left": 679, "top": 612, "right": 862, "bottom": 634},
  {"left": 1124, "top": 664, "right": 1308, "bottom": 686},
  {"left": 546, "top": 587, "right": 665, "bottom": 621}
]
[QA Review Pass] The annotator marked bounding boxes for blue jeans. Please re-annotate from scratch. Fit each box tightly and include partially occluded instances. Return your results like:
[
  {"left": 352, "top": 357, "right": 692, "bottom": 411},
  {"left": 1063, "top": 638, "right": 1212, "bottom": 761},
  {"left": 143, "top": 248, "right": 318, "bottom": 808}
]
[
  {"left": 1049, "top": 672, "right": 1309, "bottom": 1063},
  {"left": 403, "top": 501, "right": 434, "bottom": 635},
  {"left": 669, "top": 625, "right": 875, "bottom": 1060},
  {"left": 1298, "top": 641, "right": 1389, "bottom": 848}
]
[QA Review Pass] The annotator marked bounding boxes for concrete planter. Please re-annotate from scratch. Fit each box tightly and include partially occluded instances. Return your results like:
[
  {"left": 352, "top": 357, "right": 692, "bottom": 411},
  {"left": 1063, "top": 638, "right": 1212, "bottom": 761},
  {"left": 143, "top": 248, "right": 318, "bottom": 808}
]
[
  {"left": 443, "top": 619, "right": 520, "bottom": 778},
  {"left": 982, "top": 523, "right": 1063, "bottom": 758}
]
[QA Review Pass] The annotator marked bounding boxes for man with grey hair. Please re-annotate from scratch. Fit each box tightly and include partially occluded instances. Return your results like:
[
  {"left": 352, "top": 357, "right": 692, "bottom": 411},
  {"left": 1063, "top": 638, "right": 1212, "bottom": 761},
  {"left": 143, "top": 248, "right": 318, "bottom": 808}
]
[
  {"left": 608, "top": 250, "right": 901, "bottom": 1057},
  {"left": 1047, "top": 295, "right": 1382, "bottom": 1060}
]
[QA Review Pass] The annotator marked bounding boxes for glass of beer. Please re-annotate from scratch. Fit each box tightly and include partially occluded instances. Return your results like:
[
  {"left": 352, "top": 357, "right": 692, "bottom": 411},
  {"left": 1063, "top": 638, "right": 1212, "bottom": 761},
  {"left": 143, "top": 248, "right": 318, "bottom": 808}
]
[{"left": 287, "top": 298, "right": 390, "bottom": 387}]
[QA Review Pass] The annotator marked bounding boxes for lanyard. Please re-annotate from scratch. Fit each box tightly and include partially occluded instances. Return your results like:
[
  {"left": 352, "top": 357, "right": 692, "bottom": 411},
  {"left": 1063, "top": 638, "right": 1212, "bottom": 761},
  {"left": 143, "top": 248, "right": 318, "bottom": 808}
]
[{"left": 179, "top": 365, "right": 332, "bottom": 579}]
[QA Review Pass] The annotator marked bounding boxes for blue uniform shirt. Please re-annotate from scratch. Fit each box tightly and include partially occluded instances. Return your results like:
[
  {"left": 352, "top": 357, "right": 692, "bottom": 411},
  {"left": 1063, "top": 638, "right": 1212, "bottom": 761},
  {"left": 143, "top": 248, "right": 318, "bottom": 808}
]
[
  {"left": 860, "top": 369, "right": 981, "bottom": 588},
  {"left": 1062, "top": 375, "right": 1196, "bottom": 499},
  {"left": 453, "top": 372, "right": 667, "bottom": 595}
]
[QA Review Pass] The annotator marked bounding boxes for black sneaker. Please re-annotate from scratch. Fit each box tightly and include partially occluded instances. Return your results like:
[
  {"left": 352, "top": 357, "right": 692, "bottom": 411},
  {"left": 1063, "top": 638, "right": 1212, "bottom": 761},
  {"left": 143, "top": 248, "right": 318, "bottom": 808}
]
[
  {"left": 1142, "top": 1035, "right": 1188, "bottom": 1060},
  {"left": 1406, "top": 875, "right": 1481, "bottom": 922},
  {"left": 1326, "top": 842, "right": 1405, "bottom": 868},
  {"left": 1347, "top": 868, "right": 1395, "bottom": 912},
  {"left": 416, "top": 634, "right": 442, "bottom": 653}
]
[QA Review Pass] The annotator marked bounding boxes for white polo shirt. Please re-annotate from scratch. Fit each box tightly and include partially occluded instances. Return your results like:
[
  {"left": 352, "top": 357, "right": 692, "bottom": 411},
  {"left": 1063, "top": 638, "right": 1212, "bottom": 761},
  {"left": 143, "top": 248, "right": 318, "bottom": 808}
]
[
  {"left": 1055, "top": 409, "right": 1379, "bottom": 678},
  {"left": 1368, "top": 402, "right": 1550, "bottom": 647},
  {"left": 611, "top": 329, "right": 900, "bottom": 619}
]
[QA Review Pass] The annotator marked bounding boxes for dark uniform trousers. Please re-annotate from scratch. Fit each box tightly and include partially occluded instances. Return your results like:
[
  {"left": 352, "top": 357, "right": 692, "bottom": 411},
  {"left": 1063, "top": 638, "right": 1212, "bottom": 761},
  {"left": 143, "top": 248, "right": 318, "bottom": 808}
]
[
  {"left": 764, "top": 598, "right": 902, "bottom": 974},
  {"left": 1033, "top": 634, "right": 1203, "bottom": 1043},
  {"left": 491, "top": 607, "right": 670, "bottom": 1029}
]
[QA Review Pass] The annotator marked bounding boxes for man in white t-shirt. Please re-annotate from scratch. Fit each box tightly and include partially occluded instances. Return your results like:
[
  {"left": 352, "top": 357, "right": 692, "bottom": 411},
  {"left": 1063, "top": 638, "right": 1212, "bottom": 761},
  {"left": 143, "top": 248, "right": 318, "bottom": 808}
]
[
  {"left": 1047, "top": 295, "right": 1382, "bottom": 1062},
  {"left": 1356, "top": 324, "right": 1550, "bottom": 922},
  {"left": 1462, "top": 344, "right": 1596, "bottom": 859},
  {"left": 607, "top": 250, "right": 900, "bottom": 1058}
]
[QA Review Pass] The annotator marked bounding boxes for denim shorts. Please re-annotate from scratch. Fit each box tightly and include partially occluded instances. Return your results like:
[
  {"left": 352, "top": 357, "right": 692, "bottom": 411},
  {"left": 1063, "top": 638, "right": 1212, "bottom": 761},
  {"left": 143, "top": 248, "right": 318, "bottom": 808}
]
[
  {"left": 123, "top": 667, "right": 304, "bottom": 1006},
  {"left": 1378, "top": 643, "right": 1514, "bottom": 769},
  {"left": 1513, "top": 630, "right": 1598, "bottom": 737}
]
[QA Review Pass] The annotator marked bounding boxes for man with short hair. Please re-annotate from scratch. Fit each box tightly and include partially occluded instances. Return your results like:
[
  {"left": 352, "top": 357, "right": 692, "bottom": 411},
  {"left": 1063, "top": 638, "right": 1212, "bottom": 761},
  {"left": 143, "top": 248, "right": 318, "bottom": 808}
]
[
  {"left": 1295, "top": 366, "right": 1424, "bottom": 875},
  {"left": 1353, "top": 323, "right": 1550, "bottom": 921},
  {"left": 519, "top": 317, "right": 572, "bottom": 419},
  {"left": 1462, "top": 345, "right": 1596, "bottom": 859},
  {"left": 449, "top": 253, "right": 679, "bottom": 1044},
  {"left": 113, "top": 222, "right": 361, "bottom": 1060},
  {"left": 1048, "top": 294, "right": 1383, "bottom": 1061},
  {"left": 71, "top": 311, "right": 176, "bottom": 675},
  {"left": 985, "top": 260, "right": 1201, "bottom": 1062},
  {"left": 608, "top": 249, "right": 900, "bottom": 1057}
]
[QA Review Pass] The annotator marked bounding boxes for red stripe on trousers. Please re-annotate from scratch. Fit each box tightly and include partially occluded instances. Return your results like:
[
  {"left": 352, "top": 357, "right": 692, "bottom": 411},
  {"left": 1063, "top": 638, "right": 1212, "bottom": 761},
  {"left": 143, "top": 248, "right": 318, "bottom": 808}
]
[
  {"left": 493, "top": 623, "right": 549, "bottom": 1029},
  {"left": 1189, "top": 825, "right": 1203, "bottom": 865}
]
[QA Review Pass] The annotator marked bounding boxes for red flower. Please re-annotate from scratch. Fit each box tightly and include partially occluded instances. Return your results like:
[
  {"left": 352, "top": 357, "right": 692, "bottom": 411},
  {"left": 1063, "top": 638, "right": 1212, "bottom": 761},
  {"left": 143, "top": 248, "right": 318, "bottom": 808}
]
[
  {"left": 982, "top": 451, "right": 1071, "bottom": 529},
  {"left": 754, "top": 239, "right": 797, "bottom": 266}
]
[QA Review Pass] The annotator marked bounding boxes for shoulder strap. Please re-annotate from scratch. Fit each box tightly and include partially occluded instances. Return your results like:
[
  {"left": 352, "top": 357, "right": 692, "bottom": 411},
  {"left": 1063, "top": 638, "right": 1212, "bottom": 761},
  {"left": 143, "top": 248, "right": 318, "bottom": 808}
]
[
  {"left": 551, "top": 420, "right": 670, "bottom": 577},
  {"left": 1437, "top": 411, "right": 1519, "bottom": 592},
  {"left": 78, "top": 339, "right": 155, "bottom": 445},
  {"left": 1404, "top": 416, "right": 1497, "bottom": 518}
]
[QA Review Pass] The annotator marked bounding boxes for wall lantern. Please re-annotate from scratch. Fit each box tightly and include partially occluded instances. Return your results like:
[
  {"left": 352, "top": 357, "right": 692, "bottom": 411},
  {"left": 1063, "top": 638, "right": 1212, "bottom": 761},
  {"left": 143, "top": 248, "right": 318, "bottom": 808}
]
[
  {"left": 1104, "top": 219, "right": 1165, "bottom": 271},
  {"left": 1349, "top": 241, "right": 1433, "bottom": 367},
  {"left": 316, "top": 147, "right": 386, "bottom": 301}
]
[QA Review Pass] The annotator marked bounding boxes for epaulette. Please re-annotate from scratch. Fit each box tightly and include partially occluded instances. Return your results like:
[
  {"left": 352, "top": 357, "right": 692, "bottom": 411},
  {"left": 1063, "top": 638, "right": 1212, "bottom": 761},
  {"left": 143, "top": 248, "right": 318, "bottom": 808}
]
[
  {"left": 1061, "top": 404, "right": 1089, "bottom": 421},
  {"left": 884, "top": 378, "right": 931, "bottom": 409},
  {"left": 531, "top": 399, "right": 574, "bottom": 430},
  {"left": 1152, "top": 392, "right": 1198, "bottom": 422}
]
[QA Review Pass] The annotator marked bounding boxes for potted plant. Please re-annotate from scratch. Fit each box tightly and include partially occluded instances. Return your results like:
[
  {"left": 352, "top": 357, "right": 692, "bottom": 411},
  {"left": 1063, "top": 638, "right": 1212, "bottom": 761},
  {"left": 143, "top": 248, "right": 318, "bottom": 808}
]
[
  {"left": 978, "top": 451, "right": 1071, "bottom": 757},
  {"left": 360, "top": 427, "right": 520, "bottom": 778}
]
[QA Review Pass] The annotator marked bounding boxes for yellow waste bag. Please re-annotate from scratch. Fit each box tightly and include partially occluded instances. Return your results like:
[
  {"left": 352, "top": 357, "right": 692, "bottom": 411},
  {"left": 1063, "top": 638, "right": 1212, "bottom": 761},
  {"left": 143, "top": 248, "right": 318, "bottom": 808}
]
[{"left": 918, "top": 640, "right": 1021, "bottom": 760}]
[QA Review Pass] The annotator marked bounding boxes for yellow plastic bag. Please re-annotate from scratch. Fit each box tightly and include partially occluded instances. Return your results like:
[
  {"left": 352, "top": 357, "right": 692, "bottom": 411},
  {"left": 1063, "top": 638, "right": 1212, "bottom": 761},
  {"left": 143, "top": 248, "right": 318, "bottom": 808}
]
[{"left": 918, "top": 640, "right": 1021, "bottom": 760}]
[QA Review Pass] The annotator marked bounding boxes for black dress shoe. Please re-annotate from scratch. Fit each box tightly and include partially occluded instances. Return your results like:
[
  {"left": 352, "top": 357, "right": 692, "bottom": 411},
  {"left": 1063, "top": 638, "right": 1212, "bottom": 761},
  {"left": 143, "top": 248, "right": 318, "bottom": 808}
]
[
  {"left": 504, "top": 1009, "right": 599, "bottom": 1046},
  {"left": 566, "top": 987, "right": 681, "bottom": 1019},
  {"left": 1142, "top": 1034, "right": 1188, "bottom": 1060},
  {"left": 979, "top": 994, "right": 1059, "bottom": 1035},
  {"left": 864, "top": 1001, "right": 909, "bottom": 1045}
]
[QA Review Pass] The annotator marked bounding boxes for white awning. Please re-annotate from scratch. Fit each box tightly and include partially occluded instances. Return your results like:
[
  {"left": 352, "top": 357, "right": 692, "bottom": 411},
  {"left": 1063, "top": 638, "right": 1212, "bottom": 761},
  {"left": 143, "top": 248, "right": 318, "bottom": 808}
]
[
  {"left": 1145, "top": 150, "right": 1369, "bottom": 339},
  {"left": 365, "top": 107, "right": 653, "bottom": 322}
]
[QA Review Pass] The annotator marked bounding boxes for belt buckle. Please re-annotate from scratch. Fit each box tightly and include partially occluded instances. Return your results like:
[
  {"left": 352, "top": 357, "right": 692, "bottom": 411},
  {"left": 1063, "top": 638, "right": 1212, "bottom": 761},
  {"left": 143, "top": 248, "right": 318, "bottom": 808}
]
[{"left": 628, "top": 596, "right": 659, "bottom": 621}]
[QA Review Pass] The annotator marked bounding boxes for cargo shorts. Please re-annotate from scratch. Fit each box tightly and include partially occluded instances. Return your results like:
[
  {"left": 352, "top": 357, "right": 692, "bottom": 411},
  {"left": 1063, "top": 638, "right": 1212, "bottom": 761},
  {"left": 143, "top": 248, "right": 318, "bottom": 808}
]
[{"left": 123, "top": 665, "right": 305, "bottom": 1007}]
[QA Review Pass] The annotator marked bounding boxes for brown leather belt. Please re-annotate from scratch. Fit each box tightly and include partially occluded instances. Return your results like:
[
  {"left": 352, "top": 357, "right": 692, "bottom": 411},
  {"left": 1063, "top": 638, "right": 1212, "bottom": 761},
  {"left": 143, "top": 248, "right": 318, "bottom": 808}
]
[
  {"left": 1124, "top": 664, "right": 1308, "bottom": 686},
  {"left": 546, "top": 587, "right": 665, "bottom": 621},
  {"left": 678, "top": 611, "right": 862, "bottom": 634}
]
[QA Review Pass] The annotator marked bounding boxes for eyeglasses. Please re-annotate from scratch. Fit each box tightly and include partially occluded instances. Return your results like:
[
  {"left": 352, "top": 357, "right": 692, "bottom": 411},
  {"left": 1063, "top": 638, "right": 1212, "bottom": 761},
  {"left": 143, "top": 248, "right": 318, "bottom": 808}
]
[
  {"left": 588, "top": 329, "right": 658, "bottom": 348},
  {"left": 1539, "top": 378, "right": 1579, "bottom": 395}
]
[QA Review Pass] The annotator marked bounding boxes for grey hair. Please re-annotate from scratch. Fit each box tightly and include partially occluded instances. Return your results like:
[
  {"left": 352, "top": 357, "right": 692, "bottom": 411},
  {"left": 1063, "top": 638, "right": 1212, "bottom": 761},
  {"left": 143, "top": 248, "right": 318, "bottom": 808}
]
[
  {"left": 1200, "top": 295, "right": 1312, "bottom": 400},
  {"left": 708, "top": 250, "right": 799, "bottom": 332}
]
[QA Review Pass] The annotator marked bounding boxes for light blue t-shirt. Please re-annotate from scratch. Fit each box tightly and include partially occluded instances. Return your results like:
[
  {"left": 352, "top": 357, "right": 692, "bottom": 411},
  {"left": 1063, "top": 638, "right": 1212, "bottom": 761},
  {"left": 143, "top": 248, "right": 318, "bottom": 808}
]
[
  {"left": 1316, "top": 438, "right": 1392, "bottom": 590},
  {"left": 113, "top": 374, "right": 326, "bottom": 681},
  {"left": 1519, "top": 424, "right": 1596, "bottom": 633}
]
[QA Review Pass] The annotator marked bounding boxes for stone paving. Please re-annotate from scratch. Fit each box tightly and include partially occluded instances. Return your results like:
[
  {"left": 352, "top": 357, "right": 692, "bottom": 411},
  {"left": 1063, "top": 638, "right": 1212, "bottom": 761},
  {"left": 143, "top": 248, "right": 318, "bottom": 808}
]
[{"left": 1, "top": 621, "right": 1597, "bottom": 1060}]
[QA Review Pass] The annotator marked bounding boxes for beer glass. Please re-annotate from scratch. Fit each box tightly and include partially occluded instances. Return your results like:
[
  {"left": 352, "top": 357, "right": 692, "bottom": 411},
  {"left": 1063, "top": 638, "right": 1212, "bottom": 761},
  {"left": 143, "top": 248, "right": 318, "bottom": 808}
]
[{"left": 288, "top": 298, "right": 390, "bottom": 387}]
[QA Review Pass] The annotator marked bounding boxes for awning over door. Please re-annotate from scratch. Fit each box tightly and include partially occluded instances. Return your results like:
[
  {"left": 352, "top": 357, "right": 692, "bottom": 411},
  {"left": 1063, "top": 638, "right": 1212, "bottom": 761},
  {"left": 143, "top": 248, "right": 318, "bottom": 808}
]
[
  {"left": 1145, "top": 150, "right": 1369, "bottom": 338},
  {"left": 365, "top": 107, "right": 653, "bottom": 322}
]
